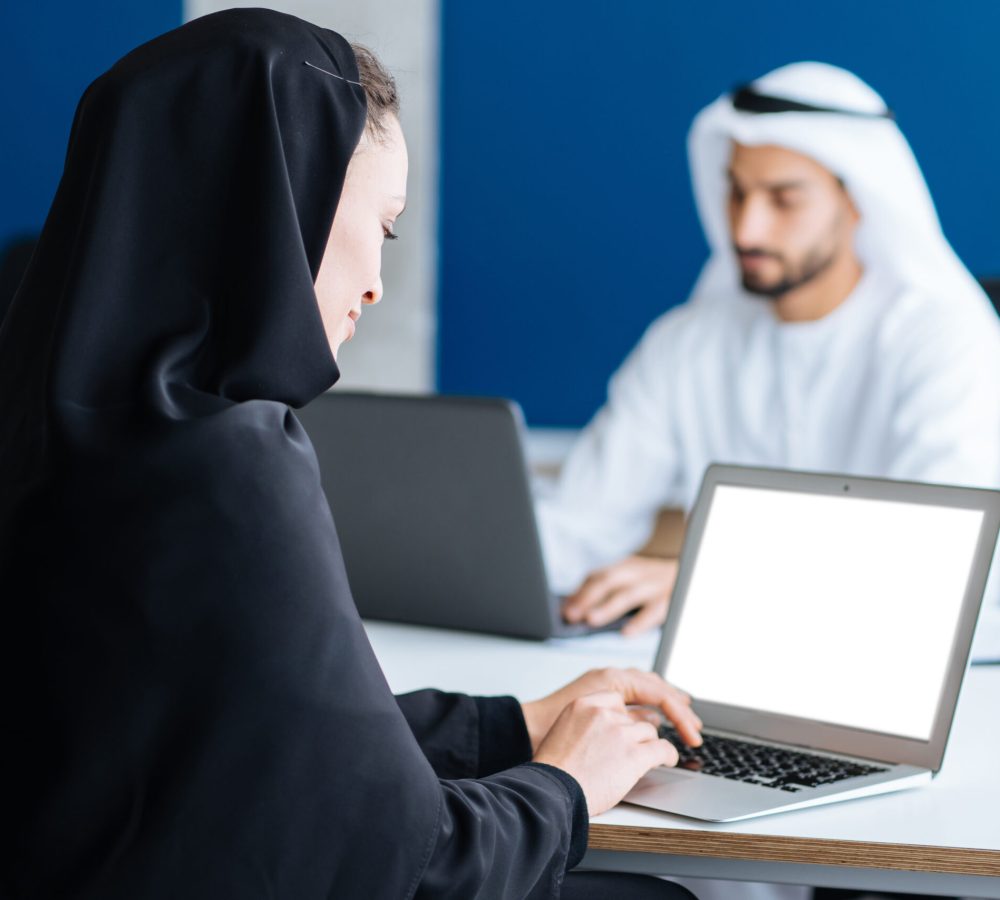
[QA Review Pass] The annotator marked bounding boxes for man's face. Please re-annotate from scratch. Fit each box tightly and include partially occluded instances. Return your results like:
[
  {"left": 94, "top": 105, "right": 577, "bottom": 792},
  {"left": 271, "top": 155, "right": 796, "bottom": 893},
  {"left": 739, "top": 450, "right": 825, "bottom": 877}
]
[{"left": 726, "top": 142, "right": 859, "bottom": 298}]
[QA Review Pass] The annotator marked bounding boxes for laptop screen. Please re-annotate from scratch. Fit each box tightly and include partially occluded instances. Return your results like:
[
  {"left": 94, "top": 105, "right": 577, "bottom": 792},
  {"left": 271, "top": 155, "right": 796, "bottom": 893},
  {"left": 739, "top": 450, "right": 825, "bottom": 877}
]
[{"left": 662, "top": 484, "right": 984, "bottom": 741}]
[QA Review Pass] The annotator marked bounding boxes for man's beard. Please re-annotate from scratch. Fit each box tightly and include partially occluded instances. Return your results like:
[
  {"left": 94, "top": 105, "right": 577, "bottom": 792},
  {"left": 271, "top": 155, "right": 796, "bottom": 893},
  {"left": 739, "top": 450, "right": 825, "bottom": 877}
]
[{"left": 737, "top": 241, "right": 839, "bottom": 299}]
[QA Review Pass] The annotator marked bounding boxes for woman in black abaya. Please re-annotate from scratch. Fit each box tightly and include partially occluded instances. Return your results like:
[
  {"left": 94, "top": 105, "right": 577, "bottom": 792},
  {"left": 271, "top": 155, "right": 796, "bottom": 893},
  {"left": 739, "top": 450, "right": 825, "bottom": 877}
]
[{"left": 0, "top": 10, "right": 701, "bottom": 898}]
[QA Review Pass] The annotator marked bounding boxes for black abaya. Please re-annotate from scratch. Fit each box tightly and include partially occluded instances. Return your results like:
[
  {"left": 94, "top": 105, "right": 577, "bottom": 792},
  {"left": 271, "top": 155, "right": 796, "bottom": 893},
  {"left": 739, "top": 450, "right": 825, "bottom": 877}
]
[{"left": 0, "top": 10, "right": 587, "bottom": 898}]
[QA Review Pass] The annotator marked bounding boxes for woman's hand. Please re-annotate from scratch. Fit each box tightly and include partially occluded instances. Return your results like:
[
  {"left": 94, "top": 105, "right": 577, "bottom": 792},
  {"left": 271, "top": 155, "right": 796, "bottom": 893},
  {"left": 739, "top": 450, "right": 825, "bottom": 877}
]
[
  {"left": 525, "top": 669, "right": 701, "bottom": 814},
  {"left": 521, "top": 667, "right": 702, "bottom": 753},
  {"left": 533, "top": 691, "right": 679, "bottom": 815},
  {"left": 561, "top": 555, "right": 678, "bottom": 636}
]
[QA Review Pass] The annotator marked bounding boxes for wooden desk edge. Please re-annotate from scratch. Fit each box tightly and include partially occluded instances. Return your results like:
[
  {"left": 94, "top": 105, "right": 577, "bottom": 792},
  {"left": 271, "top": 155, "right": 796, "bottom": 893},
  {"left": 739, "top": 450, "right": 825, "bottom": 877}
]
[{"left": 587, "top": 823, "right": 1000, "bottom": 877}]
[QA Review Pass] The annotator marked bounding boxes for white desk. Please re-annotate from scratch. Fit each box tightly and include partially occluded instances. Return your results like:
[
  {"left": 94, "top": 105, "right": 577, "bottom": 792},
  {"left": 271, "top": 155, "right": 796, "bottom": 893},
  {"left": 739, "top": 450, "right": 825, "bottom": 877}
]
[{"left": 366, "top": 621, "right": 1000, "bottom": 898}]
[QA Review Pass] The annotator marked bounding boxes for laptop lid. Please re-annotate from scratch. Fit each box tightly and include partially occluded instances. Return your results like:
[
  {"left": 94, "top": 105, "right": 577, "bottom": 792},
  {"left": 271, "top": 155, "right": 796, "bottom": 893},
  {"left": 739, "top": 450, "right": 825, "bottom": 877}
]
[
  {"left": 652, "top": 465, "right": 1000, "bottom": 772},
  {"left": 294, "top": 391, "right": 559, "bottom": 639}
]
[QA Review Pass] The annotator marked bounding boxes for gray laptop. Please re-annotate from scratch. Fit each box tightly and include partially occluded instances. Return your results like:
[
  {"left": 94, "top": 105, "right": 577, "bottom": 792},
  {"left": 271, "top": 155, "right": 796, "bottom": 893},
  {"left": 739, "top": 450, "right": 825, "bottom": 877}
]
[
  {"left": 295, "top": 390, "right": 599, "bottom": 639},
  {"left": 627, "top": 464, "right": 1000, "bottom": 822}
]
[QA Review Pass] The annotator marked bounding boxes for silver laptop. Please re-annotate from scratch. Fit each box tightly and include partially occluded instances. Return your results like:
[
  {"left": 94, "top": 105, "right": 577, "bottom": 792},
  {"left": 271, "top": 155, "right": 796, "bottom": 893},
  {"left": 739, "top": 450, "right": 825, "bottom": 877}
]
[
  {"left": 627, "top": 464, "right": 1000, "bottom": 822},
  {"left": 295, "top": 391, "right": 607, "bottom": 639}
]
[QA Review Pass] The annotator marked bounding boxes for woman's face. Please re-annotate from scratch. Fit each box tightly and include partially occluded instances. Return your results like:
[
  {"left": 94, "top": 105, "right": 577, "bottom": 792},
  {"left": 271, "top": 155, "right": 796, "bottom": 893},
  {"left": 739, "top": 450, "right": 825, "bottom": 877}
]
[{"left": 314, "top": 115, "right": 408, "bottom": 358}]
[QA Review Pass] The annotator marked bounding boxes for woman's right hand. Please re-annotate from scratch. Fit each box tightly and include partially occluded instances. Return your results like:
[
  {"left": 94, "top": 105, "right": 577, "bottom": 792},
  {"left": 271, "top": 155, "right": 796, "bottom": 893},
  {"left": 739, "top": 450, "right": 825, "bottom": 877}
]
[{"left": 532, "top": 690, "right": 680, "bottom": 815}]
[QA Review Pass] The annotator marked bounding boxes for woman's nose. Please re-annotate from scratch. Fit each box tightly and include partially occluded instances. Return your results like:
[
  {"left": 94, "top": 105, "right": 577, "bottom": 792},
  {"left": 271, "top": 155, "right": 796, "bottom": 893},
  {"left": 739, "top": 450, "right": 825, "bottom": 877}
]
[{"left": 364, "top": 275, "right": 383, "bottom": 306}]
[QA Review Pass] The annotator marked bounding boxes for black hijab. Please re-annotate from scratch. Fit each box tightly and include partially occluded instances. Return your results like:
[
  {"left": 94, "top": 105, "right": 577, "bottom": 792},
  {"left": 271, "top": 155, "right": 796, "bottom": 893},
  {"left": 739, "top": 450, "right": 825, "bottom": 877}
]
[{"left": 0, "top": 9, "right": 445, "bottom": 896}]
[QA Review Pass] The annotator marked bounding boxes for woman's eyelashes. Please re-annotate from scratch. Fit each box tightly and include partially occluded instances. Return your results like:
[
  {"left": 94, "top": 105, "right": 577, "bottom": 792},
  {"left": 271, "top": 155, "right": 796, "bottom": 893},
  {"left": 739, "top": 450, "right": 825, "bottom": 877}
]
[{"left": 383, "top": 224, "right": 398, "bottom": 241}]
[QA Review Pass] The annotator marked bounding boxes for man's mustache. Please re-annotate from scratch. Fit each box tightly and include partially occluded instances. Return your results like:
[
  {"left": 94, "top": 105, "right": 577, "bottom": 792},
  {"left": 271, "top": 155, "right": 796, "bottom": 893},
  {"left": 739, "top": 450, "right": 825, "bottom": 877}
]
[{"left": 734, "top": 247, "right": 784, "bottom": 262}]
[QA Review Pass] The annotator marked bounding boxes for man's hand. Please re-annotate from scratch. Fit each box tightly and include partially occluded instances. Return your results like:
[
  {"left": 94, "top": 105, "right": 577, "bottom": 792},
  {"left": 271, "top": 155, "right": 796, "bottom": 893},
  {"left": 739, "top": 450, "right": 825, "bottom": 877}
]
[
  {"left": 561, "top": 555, "right": 678, "bottom": 636},
  {"left": 520, "top": 666, "right": 702, "bottom": 753},
  {"left": 526, "top": 669, "right": 702, "bottom": 816}
]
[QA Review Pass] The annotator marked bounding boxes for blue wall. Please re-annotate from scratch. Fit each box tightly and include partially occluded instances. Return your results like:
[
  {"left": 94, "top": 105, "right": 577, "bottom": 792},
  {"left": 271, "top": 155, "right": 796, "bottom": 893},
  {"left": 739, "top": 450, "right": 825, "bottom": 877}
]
[
  {"left": 439, "top": 1, "right": 1000, "bottom": 427},
  {"left": 0, "top": 1, "right": 182, "bottom": 250}
]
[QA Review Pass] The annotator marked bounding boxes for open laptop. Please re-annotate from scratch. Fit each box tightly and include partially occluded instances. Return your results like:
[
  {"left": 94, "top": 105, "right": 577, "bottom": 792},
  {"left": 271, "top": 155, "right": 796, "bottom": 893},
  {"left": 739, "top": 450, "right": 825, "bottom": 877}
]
[
  {"left": 626, "top": 464, "right": 1000, "bottom": 822},
  {"left": 295, "top": 391, "right": 600, "bottom": 639}
]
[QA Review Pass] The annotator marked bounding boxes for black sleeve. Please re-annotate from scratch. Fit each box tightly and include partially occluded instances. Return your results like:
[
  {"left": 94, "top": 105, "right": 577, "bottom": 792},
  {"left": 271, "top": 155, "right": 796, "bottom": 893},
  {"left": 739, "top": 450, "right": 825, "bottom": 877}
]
[
  {"left": 416, "top": 762, "right": 590, "bottom": 899},
  {"left": 398, "top": 691, "right": 590, "bottom": 897},
  {"left": 395, "top": 689, "right": 533, "bottom": 778}
]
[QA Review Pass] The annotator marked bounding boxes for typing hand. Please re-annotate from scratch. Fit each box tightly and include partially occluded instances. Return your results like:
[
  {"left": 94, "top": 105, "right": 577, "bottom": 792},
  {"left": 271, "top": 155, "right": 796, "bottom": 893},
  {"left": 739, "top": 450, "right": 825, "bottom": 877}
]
[
  {"left": 532, "top": 690, "right": 679, "bottom": 816},
  {"left": 561, "top": 555, "right": 678, "bottom": 636},
  {"left": 520, "top": 666, "right": 702, "bottom": 754}
]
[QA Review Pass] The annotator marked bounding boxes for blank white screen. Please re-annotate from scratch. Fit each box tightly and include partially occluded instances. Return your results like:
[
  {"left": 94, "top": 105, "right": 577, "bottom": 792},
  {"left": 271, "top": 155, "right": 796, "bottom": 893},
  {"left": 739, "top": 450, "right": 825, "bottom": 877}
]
[{"left": 663, "top": 485, "right": 983, "bottom": 740}]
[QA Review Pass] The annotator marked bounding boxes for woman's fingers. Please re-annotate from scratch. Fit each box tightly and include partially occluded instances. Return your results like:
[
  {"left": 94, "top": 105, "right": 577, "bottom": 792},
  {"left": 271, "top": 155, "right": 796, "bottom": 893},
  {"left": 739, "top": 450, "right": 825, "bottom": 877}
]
[
  {"left": 645, "top": 737, "right": 681, "bottom": 769},
  {"left": 626, "top": 718, "right": 661, "bottom": 742},
  {"left": 627, "top": 707, "right": 663, "bottom": 727},
  {"left": 613, "top": 670, "right": 703, "bottom": 746}
]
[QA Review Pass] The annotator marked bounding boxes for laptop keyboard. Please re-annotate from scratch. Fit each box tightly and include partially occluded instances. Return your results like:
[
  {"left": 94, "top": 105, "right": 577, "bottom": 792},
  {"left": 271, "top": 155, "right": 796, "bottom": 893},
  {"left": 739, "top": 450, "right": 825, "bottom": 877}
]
[{"left": 659, "top": 726, "right": 888, "bottom": 793}]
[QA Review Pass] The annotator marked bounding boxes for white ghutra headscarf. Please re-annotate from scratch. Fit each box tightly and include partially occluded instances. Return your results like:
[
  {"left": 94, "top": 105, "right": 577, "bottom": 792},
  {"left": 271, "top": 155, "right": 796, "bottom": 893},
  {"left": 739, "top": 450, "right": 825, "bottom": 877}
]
[{"left": 686, "top": 61, "right": 991, "bottom": 316}]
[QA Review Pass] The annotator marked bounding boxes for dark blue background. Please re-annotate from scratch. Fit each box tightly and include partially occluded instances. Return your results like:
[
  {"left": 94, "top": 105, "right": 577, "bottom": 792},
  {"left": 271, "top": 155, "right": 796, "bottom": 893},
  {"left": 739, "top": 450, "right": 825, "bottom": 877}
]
[
  {"left": 439, "top": 1, "right": 1000, "bottom": 426},
  {"left": 0, "top": 2, "right": 182, "bottom": 251}
]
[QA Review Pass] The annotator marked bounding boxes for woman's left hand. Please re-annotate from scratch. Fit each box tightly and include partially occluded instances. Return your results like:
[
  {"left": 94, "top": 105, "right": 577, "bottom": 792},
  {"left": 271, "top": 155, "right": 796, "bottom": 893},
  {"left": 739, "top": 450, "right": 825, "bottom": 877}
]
[{"left": 520, "top": 667, "right": 702, "bottom": 754}]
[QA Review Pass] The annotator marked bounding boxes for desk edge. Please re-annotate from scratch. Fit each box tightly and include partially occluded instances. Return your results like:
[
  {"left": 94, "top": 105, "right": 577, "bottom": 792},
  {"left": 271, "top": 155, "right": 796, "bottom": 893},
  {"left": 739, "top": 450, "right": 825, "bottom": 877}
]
[{"left": 587, "top": 824, "right": 1000, "bottom": 876}]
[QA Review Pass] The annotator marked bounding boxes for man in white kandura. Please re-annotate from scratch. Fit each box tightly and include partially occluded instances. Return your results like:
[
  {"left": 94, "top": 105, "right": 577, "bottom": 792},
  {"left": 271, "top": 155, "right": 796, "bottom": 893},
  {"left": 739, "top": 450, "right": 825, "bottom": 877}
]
[
  {"left": 540, "top": 61, "right": 1000, "bottom": 639},
  {"left": 539, "top": 57, "right": 1000, "bottom": 900}
]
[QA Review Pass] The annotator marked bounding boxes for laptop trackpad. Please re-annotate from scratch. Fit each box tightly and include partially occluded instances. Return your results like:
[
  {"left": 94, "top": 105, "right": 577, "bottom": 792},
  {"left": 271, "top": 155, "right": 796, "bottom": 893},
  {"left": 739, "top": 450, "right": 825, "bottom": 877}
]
[{"left": 625, "top": 767, "right": 781, "bottom": 822}]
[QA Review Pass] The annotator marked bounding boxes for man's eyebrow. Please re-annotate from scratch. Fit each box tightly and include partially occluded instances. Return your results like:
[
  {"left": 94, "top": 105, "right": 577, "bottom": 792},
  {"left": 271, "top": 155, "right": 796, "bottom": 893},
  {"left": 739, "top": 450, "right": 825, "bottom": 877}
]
[
  {"left": 726, "top": 171, "right": 810, "bottom": 192},
  {"left": 765, "top": 180, "right": 809, "bottom": 192}
]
